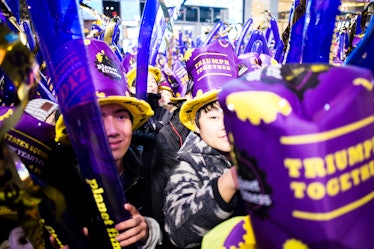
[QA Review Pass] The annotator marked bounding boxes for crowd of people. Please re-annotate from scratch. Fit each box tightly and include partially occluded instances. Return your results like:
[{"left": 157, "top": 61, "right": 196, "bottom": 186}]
[
  {"left": 1, "top": 1, "right": 374, "bottom": 249},
  {"left": 0, "top": 32, "right": 256, "bottom": 248}
]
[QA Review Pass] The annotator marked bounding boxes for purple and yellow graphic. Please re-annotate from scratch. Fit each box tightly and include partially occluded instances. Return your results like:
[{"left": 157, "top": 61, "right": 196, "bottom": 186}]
[
  {"left": 26, "top": 1, "right": 138, "bottom": 248},
  {"left": 202, "top": 216, "right": 256, "bottom": 249},
  {"left": 219, "top": 64, "right": 374, "bottom": 249}
]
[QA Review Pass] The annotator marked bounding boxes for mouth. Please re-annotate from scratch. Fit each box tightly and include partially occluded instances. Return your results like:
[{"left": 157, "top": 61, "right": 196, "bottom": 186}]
[
  {"left": 109, "top": 140, "right": 122, "bottom": 149},
  {"left": 219, "top": 135, "right": 229, "bottom": 141}
]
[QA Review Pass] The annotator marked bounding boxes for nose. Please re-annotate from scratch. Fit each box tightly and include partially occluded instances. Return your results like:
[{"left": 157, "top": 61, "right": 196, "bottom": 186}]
[
  {"left": 220, "top": 113, "right": 226, "bottom": 131},
  {"left": 103, "top": 117, "right": 118, "bottom": 137}
]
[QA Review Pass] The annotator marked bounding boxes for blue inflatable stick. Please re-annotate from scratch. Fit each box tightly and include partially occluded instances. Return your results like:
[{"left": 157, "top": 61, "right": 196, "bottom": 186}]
[
  {"left": 26, "top": 0, "right": 137, "bottom": 248},
  {"left": 301, "top": 0, "right": 341, "bottom": 63},
  {"left": 136, "top": 0, "right": 158, "bottom": 100},
  {"left": 345, "top": 15, "right": 374, "bottom": 74},
  {"left": 202, "top": 21, "right": 224, "bottom": 46},
  {"left": 235, "top": 18, "right": 253, "bottom": 55}
]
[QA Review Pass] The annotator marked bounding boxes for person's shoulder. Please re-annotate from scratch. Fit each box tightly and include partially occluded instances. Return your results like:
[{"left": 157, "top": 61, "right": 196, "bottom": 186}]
[{"left": 125, "top": 144, "right": 143, "bottom": 165}]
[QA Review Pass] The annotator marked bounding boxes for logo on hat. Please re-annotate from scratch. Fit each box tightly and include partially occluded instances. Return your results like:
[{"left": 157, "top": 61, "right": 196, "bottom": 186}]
[
  {"left": 179, "top": 39, "right": 239, "bottom": 131},
  {"left": 95, "top": 50, "right": 122, "bottom": 80}
]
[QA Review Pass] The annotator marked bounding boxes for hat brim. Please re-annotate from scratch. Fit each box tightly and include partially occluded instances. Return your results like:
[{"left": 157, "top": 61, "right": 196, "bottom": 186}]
[
  {"left": 127, "top": 66, "right": 162, "bottom": 87},
  {"left": 169, "top": 96, "right": 187, "bottom": 103},
  {"left": 179, "top": 89, "right": 220, "bottom": 132},
  {"left": 98, "top": 96, "right": 154, "bottom": 130}
]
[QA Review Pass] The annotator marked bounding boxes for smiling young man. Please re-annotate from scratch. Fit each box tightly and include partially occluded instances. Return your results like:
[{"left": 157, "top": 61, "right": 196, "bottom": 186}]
[
  {"left": 163, "top": 40, "right": 246, "bottom": 249},
  {"left": 99, "top": 103, "right": 157, "bottom": 248},
  {"left": 52, "top": 39, "right": 163, "bottom": 249},
  {"left": 101, "top": 104, "right": 133, "bottom": 172},
  {"left": 163, "top": 98, "right": 245, "bottom": 248},
  {"left": 92, "top": 40, "right": 163, "bottom": 248}
]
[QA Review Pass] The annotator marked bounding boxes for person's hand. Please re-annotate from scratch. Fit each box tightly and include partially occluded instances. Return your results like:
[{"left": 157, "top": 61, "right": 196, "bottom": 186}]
[
  {"left": 49, "top": 235, "right": 70, "bottom": 249},
  {"left": 1, "top": 102, "right": 14, "bottom": 106},
  {"left": 115, "top": 203, "right": 149, "bottom": 247},
  {"left": 218, "top": 167, "right": 240, "bottom": 203}
]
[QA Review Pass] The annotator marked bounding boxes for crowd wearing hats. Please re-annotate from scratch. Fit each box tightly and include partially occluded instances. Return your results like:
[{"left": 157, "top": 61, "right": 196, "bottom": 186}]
[{"left": 1, "top": 1, "right": 374, "bottom": 249}]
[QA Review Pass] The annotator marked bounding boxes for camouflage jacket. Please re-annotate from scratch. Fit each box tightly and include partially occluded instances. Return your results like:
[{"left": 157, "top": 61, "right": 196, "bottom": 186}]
[{"left": 163, "top": 132, "right": 243, "bottom": 248}]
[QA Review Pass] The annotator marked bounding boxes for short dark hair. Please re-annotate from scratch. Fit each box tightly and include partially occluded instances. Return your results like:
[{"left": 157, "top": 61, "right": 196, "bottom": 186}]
[
  {"left": 119, "top": 108, "right": 134, "bottom": 125},
  {"left": 195, "top": 100, "right": 219, "bottom": 129}
]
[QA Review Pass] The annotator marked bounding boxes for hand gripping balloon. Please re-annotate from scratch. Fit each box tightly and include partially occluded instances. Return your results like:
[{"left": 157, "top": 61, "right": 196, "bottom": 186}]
[
  {"left": 26, "top": 0, "right": 143, "bottom": 248},
  {"left": 219, "top": 63, "right": 374, "bottom": 249}
]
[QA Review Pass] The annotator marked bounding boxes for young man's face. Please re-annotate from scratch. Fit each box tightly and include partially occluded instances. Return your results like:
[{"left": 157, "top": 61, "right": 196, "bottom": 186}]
[
  {"left": 195, "top": 103, "right": 231, "bottom": 152},
  {"left": 158, "top": 89, "right": 173, "bottom": 108},
  {"left": 147, "top": 74, "right": 159, "bottom": 94},
  {"left": 101, "top": 103, "right": 133, "bottom": 171}
]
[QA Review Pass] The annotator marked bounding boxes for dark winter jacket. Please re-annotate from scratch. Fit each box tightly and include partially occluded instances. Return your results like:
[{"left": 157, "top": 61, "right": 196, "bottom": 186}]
[
  {"left": 163, "top": 132, "right": 246, "bottom": 248},
  {"left": 150, "top": 106, "right": 190, "bottom": 249}
]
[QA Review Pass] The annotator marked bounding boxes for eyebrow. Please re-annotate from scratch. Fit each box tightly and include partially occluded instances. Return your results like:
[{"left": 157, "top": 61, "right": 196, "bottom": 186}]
[
  {"left": 114, "top": 108, "right": 133, "bottom": 123},
  {"left": 114, "top": 108, "right": 130, "bottom": 115}
]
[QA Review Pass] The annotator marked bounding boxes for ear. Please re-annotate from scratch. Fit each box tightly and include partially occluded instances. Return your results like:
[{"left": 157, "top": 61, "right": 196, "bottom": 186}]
[{"left": 194, "top": 121, "right": 200, "bottom": 134}]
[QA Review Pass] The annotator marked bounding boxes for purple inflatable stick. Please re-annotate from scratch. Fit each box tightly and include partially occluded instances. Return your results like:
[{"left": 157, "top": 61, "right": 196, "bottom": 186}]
[{"left": 26, "top": 1, "right": 136, "bottom": 248}]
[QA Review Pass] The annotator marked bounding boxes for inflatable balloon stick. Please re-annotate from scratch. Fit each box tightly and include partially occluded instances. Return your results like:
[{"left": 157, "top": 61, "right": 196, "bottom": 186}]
[
  {"left": 202, "top": 21, "right": 224, "bottom": 47},
  {"left": 283, "top": 0, "right": 306, "bottom": 63},
  {"left": 178, "top": 30, "right": 184, "bottom": 53},
  {"left": 103, "top": 16, "right": 123, "bottom": 61},
  {"left": 219, "top": 64, "right": 374, "bottom": 249},
  {"left": 235, "top": 18, "right": 254, "bottom": 56},
  {"left": 0, "top": 15, "right": 81, "bottom": 249},
  {"left": 301, "top": 0, "right": 341, "bottom": 63},
  {"left": 0, "top": 3, "right": 56, "bottom": 103},
  {"left": 149, "top": 1, "right": 173, "bottom": 67},
  {"left": 345, "top": 14, "right": 374, "bottom": 75},
  {"left": 26, "top": 0, "right": 138, "bottom": 248},
  {"left": 136, "top": 0, "right": 158, "bottom": 100},
  {"left": 273, "top": 40, "right": 284, "bottom": 63},
  {"left": 268, "top": 17, "right": 281, "bottom": 48},
  {"left": 0, "top": 9, "right": 43, "bottom": 249},
  {"left": 0, "top": 138, "right": 45, "bottom": 249},
  {"left": 0, "top": 13, "right": 38, "bottom": 135},
  {"left": 243, "top": 30, "right": 270, "bottom": 55}
]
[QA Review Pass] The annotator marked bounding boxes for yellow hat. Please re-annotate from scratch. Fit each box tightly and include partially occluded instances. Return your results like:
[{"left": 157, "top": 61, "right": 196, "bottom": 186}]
[
  {"left": 126, "top": 65, "right": 162, "bottom": 88},
  {"left": 55, "top": 39, "right": 154, "bottom": 144},
  {"left": 86, "top": 39, "right": 154, "bottom": 130},
  {"left": 179, "top": 39, "right": 239, "bottom": 132},
  {"left": 158, "top": 80, "right": 174, "bottom": 94}
]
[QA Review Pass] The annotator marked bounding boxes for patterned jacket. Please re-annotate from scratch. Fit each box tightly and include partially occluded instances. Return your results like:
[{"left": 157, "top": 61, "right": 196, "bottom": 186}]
[{"left": 163, "top": 132, "right": 245, "bottom": 248}]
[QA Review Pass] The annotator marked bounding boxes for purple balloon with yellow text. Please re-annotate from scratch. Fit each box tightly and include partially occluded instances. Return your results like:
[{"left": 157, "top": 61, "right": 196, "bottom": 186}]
[
  {"left": 219, "top": 64, "right": 374, "bottom": 249},
  {"left": 26, "top": 1, "right": 136, "bottom": 248}
]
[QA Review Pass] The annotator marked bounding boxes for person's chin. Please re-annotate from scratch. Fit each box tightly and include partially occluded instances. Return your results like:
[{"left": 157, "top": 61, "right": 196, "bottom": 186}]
[
  {"left": 111, "top": 151, "right": 123, "bottom": 162},
  {"left": 221, "top": 141, "right": 232, "bottom": 152},
  {"left": 221, "top": 148, "right": 231, "bottom": 153},
  {"left": 216, "top": 143, "right": 231, "bottom": 153}
]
